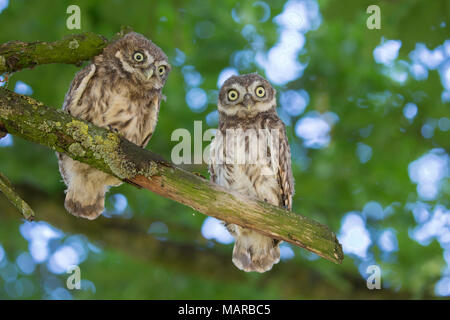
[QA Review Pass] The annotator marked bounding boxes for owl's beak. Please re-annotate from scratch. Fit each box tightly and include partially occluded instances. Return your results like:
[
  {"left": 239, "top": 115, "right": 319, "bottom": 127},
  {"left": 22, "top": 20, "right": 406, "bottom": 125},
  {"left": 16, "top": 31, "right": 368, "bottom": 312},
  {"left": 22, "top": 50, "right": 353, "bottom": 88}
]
[
  {"left": 143, "top": 67, "right": 154, "bottom": 80},
  {"left": 243, "top": 94, "right": 254, "bottom": 110}
]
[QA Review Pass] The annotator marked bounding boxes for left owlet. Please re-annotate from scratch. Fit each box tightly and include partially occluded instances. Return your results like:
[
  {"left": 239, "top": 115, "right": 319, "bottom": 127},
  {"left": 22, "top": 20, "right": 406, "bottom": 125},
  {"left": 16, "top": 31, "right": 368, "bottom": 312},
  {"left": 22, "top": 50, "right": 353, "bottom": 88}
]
[{"left": 56, "top": 32, "right": 171, "bottom": 220}]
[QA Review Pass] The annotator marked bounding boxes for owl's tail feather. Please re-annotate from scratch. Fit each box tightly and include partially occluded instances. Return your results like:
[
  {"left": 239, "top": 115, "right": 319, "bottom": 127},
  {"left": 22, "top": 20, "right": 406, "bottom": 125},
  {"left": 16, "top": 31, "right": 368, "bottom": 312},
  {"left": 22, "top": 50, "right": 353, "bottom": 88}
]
[
  {"left": 65, "top": 184, "right": 106, "bottom": 220},
  {"left": 232, "top": 230, "right": 281, "bottom": 273},
  {"left": 58, "top": 153, "right": 122, "bottom": 220},
  {"left": 64, "top": 188, "right": 105, "bottom": 220}
]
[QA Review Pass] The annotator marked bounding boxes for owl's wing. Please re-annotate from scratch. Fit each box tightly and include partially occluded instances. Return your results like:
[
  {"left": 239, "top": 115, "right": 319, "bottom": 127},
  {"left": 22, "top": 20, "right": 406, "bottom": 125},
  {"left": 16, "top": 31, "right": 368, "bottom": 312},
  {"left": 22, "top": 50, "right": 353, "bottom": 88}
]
[
  {"left": 275, "top": 120, "right": 295, "bottom": 211},
  {"left": 63, "top": 63, "right": 96, "bottom": 114}
]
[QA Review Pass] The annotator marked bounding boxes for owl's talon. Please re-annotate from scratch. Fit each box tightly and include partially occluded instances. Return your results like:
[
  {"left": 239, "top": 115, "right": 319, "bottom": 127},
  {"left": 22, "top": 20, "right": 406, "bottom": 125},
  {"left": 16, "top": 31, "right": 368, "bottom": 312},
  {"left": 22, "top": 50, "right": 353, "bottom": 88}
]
[
  {"left": 108, "top": 125, "right": 119, "bottom": 133},
  {"left": 124, "top": 178, "right": 143, "bottom": 189}
]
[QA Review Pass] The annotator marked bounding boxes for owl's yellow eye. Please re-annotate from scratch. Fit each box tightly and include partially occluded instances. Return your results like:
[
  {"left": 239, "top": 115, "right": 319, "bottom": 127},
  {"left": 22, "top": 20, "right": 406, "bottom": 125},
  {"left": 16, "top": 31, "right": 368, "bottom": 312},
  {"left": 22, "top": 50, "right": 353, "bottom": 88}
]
[
  {"left": 228, "top": 89, "right": 239, "bottom": 101},
  {"left": 255, "top": 86, "right": 266, "bottom": 97},
  {"left": 133, "top": 52, "right": 145, "bottom": 62},
  {"left": 158, "top": 66, "right": 166, "bottom": 75}
]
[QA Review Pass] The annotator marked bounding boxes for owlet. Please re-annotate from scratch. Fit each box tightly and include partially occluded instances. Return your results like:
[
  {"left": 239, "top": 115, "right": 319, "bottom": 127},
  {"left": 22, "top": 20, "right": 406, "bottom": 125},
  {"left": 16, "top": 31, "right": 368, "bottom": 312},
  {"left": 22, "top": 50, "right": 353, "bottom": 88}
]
[
  {"left": 57, "top": 32, "right": 171, "bottom": 220},
  {"left": 209, "top": 73, "right": 294, "bottom": 272}
]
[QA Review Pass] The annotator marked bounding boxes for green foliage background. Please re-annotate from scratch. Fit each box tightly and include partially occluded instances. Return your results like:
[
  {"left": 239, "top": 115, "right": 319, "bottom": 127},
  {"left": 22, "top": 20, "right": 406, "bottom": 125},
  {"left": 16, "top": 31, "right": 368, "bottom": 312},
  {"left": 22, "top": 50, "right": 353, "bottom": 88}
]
[{"left": 0, "top": 0, "right": 449, "bottom": 299}]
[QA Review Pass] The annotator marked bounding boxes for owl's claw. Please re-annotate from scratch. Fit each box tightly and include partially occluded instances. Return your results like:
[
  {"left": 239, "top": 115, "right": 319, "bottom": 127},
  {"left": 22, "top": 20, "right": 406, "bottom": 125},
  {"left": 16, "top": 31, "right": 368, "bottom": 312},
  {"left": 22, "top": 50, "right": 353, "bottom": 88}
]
[
  {"left": 124, "top": 178, "right": 143, "bottom": 189},
  {"left": 108, "top": 125, "right": 119, "bottom": 134}
]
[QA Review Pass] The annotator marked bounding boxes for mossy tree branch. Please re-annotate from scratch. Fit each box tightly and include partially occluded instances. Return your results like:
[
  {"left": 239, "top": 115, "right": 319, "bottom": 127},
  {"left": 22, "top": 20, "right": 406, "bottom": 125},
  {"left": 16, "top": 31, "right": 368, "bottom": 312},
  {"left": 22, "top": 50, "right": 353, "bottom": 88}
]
[
  {"left": 0, "top": 171, "right": 35, "bottom": 221},
  {"left": 0, "top": 87, "right": 344, "bottom": 264},
  {"left": 0, "top": 33, "right": 107, "bottom": 74},
  {"left": 0, "top": 28, "right": 133, "bottom": 74}
]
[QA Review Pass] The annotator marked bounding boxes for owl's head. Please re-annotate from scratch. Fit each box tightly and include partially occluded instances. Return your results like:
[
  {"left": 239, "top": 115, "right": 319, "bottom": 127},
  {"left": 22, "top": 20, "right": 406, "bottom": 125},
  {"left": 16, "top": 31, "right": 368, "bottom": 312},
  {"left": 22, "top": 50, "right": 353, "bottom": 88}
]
[
  {"left": 101, "top": 32, "right": 171, "bottom": 89},
  {"left": 218, "top": 73, "right": 276, "bottom": 118}
]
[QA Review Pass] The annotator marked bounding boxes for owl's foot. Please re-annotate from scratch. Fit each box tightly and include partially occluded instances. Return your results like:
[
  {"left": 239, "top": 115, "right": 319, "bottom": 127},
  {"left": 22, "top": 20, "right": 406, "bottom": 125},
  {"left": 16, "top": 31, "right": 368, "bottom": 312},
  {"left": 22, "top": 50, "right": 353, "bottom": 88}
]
[
  {"left": 232, "top": 232, "right": 281, "bottom": 273},
  {"left": 64, "top": 194, "right": 104, "bottom": 220}
]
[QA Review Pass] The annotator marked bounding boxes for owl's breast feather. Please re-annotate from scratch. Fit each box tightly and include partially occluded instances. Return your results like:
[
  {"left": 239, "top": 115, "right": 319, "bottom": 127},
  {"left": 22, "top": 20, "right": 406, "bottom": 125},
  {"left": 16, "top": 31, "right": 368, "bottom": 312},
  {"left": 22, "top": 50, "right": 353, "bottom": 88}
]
[{"left": 101, "top": 92, "right": 160, "bottom": 146}]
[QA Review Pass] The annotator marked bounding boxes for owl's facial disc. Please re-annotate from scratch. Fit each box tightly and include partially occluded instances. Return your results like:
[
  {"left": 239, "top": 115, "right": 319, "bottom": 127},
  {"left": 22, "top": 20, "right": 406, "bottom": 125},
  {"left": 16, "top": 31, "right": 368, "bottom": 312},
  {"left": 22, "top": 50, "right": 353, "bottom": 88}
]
[
  {"left": 106, "top": 32, "right": 170, "bottom": 90},
  {"left": 218, "top": 81, "right": 276, "bottom": 117}
]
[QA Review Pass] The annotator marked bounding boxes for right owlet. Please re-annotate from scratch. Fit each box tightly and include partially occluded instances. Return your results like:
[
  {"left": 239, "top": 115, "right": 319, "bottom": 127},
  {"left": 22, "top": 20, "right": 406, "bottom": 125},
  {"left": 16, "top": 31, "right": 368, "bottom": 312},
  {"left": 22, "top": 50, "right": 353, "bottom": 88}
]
[
  {"left": 57, "top": 32, "right": 170, "bottom": 220},
  {"left": 209, "top": 73, "right": 294, "bottom": 272}
]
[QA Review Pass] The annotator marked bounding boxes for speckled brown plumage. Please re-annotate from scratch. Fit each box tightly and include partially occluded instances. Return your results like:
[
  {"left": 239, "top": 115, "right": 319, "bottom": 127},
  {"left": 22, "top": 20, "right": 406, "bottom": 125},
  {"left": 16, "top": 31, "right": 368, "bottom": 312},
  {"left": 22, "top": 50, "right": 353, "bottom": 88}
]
[
  {"left": 57, "top": 32, "right": 170, "bottom": 220},
  {"left": 209, "top": 73, "right": 294, "bottom": 273}
]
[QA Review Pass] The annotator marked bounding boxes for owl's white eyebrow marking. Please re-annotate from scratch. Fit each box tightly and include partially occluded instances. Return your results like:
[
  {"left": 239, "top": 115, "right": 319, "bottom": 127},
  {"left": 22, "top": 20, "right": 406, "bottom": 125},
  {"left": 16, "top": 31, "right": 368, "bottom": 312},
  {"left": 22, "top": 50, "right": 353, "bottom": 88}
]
[
  {"left": 144, "top": 50, "right": 155, "bottom": 64},
  {"left": 115, "top": 51, "right": 135, "bottom": 74},
  {"left": 228, "top": 83, "right": 245, "bottom": 95},
  {"left": 248, "top": 81, "right": 263, "bottom": 92}
]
